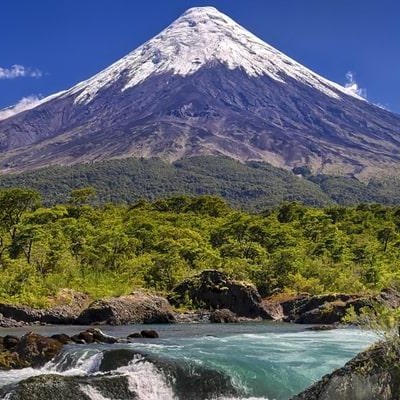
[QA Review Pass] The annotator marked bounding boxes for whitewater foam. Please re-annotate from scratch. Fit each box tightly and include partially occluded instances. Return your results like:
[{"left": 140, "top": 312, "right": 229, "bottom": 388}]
[
  {"left": 80, "top": 385, "right": 112, "bottom": 400},
  {"left": 116, "top": 355, "right": 177, "bottom": 400}
]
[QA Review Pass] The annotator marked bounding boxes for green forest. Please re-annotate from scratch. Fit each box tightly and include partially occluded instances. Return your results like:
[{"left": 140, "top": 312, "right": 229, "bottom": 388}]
[
  {"left": 1, "top": 156, "right": 400, "bottom": 210},
  {"left": 0, "top": 187, "right": 399, "bottom": 308}
]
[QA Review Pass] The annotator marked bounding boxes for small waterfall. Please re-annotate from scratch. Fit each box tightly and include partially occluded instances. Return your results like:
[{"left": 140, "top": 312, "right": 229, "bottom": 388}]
[
  {"left": 116, "top": 355, "right": 177, "bottom": 400},
  {"left": 80, "top": 385, "right": 112, "bottom": 400},
  {"left": 44, "top": 349, "right": 103, "bottom": 375}
]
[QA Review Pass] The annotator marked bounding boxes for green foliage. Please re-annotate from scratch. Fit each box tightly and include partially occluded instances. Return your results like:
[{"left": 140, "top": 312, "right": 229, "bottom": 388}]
[
  {"left": 0, "top": 156, "right": 332, "bottom": 210},
  {"left": 1, "top": 157, "right": 400, "bottom": 211},
  {"left": 0, "top": 187, "right": 398, "bottom": 307}
]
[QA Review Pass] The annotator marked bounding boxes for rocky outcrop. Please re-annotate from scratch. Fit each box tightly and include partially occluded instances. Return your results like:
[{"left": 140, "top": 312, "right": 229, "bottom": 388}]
[
  {"left": 174, "top": 310, "right": 211, "bottom": 323},
  {"left": 1, "top": 349, "right": 239, "bottom": 400},
  {"left": 77, "top": 292, "right": 175, "bottom": 325},
  {"left": 209, "top": 309, "right": 239, "bottom": 323},
  {"left": 0, "top": 328, "right": 148, "bottom": 370},
  {"left": 0, "top": 333, "right": 63, "bottom": 370},
  {"left": 0, "top": 289, "right": 90, "bottom": 325},
  {"left": 281, "top": 294, "right": 367, "bottom": 324},
  {"left": 0, "top": 374, "right": 134, "bottom": 400},
  {"left": 264, "top": 288, "right": 400, "bottom": 325},
  {"left": 0, "top": 314, "right": 27, "bottom": 328},
  {"left": 291, "top": 341, "right": 400, "bottom": 400},
  {"left": 14, "top": 333, "right": 64, "bottom": 368},
  {"left": 169, "top": 270, "right": 272, "bottom": 319}
]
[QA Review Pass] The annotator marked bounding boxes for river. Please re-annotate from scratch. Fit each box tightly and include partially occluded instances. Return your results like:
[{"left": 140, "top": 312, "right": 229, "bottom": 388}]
[{"left": 0, "top": 323, "right": 377, "bottom": 399}]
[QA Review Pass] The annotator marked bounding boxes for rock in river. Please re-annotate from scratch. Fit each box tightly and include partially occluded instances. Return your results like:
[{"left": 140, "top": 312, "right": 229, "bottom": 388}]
[{"left": 291, "top": 340, "right": 400, "bottom": 400}]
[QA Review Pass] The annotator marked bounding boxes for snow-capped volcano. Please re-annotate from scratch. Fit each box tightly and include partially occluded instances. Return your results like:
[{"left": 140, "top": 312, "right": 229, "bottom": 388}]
[
  {"left": 67, "top": 6, "right": 360, "bottom": 104},
  {"left": 0, "top": 6, "right": 399, "bottom": 176}
]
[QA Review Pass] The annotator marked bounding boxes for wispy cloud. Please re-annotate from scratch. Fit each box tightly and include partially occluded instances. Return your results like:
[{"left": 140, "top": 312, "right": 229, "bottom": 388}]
[
  {"left": 345, "top": 71, "right": 367, "bottom": 99},
  {"left": 0, "top": 65, "right": 42, "bottom": 80},
  {"left": 0, "top": 95, "right": 42, "bottom": 121}
]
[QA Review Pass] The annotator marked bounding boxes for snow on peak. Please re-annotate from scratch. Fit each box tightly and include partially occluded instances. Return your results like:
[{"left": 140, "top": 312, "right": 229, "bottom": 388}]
[{"left": 67, "top": 7, "right": 364, "bottom": 104}]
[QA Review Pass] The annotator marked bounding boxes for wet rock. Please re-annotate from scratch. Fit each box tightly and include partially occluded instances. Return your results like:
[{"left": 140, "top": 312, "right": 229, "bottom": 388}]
[
  {"left": 170, "top": 270, "right": 272, "bottom": 319},
  {"left": 291, "top": 341, "right": 400, "bottom": 400},
  {"left": 127, "top": 332, "right": 142, "bottom": 339},
  {"left": 77, "top": 292, "right": 175, "bottom": 325},
  {"left": 0, "top": 373, "right": 134, "bottom": 400},
  {"left": 3, "top": 335, "right": 19, "bottom": 350},
  {"left": 99, "top": 348, "right": 139, "bottom": 371},
  {"left": 87, "top": 328, "right": 118, "bottom": 344},
  {"left": 77, "top": 331, "right": 94, "bottom": 344},
  {"left": 50, "top": 334, "right": 71, "bottom": 345},
  {"left": 306, "top": 325, "right": 338, "bottom": 331},
  {"left": 15, "top": 333, "right": 63, "bottom": 368},
  {"left": 140, "top": 330, "right": 159, "bottom": 339},
  {"left": 209, "top": 309, "right": 238, "bottom": 323},
  {"left": 70, "top": 335, "right": 85, "bottom": 344}
]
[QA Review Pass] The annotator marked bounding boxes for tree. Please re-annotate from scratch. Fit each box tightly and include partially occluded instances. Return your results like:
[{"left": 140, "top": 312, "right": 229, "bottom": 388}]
[
  {"left": 0, "top": 189, "right": 41, "bottom": 240},
  {"left": 69, "top": 187, "right": 96, "bottom": 206}
]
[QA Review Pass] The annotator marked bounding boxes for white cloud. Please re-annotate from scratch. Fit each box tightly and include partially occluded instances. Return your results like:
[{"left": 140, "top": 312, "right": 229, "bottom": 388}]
[
  {"left": 0, "top": 95, "right": 42, "bottom": 121},
  {"left": 0, "top": 64, "right": 42, "bottom": 79},
  {"left": 345, "top": 71, "right": 367, "bottom": 99}
]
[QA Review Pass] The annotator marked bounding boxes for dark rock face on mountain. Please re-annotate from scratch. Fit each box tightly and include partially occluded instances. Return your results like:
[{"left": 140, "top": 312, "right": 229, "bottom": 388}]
[
  {"left": 291, "top": 341, "right": 400, "bottom": 400},
  {"left": 0, "top": 7, "right": 399, "bottom": 177},
  {"left": 170, "top": 270, "right": 272, "bottom": 319},
  {"left": 76, "top": 292, "right": 175, "bottom": 325}
]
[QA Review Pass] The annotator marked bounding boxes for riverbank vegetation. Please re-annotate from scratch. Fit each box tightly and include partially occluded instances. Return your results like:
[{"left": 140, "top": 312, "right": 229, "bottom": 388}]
[{"left": 0, "top": 187, "right": 399, "bottom": 307}]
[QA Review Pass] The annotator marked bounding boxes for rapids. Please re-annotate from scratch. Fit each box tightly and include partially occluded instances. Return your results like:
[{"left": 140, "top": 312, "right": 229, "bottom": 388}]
[{"left": 0, "top": 323, "right": 377, "bottom": 400}]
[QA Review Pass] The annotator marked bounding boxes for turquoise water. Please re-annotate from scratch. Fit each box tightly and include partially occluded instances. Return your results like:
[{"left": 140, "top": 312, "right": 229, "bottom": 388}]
[
  {"left": 0, "top": 323, "right": 377, "bottom": 399},
  {"left": 126, "top": 325, "right": 377, "bottom": 399}
]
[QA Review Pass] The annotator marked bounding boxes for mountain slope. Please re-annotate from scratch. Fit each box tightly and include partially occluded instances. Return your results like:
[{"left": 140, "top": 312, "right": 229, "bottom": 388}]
[{"left": 0, "top": 7, "right": 399, "bottom": 176}]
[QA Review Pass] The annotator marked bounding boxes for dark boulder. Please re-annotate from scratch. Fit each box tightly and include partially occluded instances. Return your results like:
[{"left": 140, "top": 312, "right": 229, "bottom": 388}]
[
  {"left": 169, "top": 270, "right": 272, "bottom": 319},
  {"left": 70, "top": 335, "right": 85, "bottom": 344},
  {"left": 291, "top": 341, "right": 400, "bottom": 400},
  {"left": 0, "top": 373, "right": 134, "bottom": 400},
  {"left": 50, "top": 334, "right": 71, "bottom": 345},
  {"left": 306, "top": 325, "right": 338, "bottom": 331},
  {"left": 3, "top": 335, "right": 19, "bottom": 350},
  {"left": 77, "top": 331, "right": 94, "bottom": 344},
  {"left": 77, "top": 292, "right": 175, "bottom": 325},
  {"left": 87, "top": 328, "right": 118, "bottom": 344},
  {"left": 15, "top": 333, "right": 64, "bottom": 368},
  {"left": 127, "top": 332, "right": 142, "bottom": 339},
  {"left": 209, "top": 309, "right": 238, "bottom": 323},
  {"left": 140, "top": 330, "right": 159, "bottom": 339}
]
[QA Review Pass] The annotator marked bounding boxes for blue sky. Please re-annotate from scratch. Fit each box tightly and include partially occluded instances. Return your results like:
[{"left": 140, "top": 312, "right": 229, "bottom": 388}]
[{"left": 1, "top": 0, "right": 399, "bottom": 113}]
